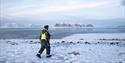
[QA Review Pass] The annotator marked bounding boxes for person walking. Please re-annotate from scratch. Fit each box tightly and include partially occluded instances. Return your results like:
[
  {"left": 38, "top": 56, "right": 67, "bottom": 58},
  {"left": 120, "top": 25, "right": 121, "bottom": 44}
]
[{"left": 36, "top": 25, "right": 51, "bottom": 58}]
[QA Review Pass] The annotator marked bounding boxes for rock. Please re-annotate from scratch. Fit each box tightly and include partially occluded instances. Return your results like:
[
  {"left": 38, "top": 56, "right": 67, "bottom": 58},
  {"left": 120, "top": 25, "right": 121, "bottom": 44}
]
[
  {"left": 116, "top": 42, "right": 119, "bottom": 44},
  {"left": 30, "top": 40, "right": 33, "bottom": 42},
  {"left": 110, "top": 42, "right": 114, "bottom": 45},
  {"left": 100, "top": 38, "right": 106, "bottom": 40},
  {"left": 10, "top": 42, "right": 18, "bottom": 45},
  {"left": 70, "top": 61, "right": 73, "bottom": 63},
  {"left": 70, "top": 41, "right": 73, "bottom": 44},
  {"left": 119, "top": 61, "right": 122, "bottom": 63},
  {"left": 30, "top": 41, "right": 40, "bottom": 44},
  {"left": 80, "top": 38, "right": 84, "bottom": 40},
  {"left": 97, "top": 42, "right": 100, "bottom": 44},
  {"left": 6, "top": 41, "right": 18, "bottom": 45},
  {"left": 85, "top": 41, "right": 90, "bottom": 44},
  {"left": 112, "top": 38, "right": 115, "bottom": 40},
  {"left": 57, "top": 42, "right": 60, "bottom": 44},
  {"left": 68, "top": 51, "right": 80, "bottom": 56},
  {"left": 118, "top": 52, "right": 125, "bottom": 56},
  {"left": 77, "top": 41, "right": 80, "bottom": 44},
  {"left": 110, "top": 42, "right": 119, "bottom": 45},
  {"left": 115, "top": 38, "right": 119, "bottom": 40},
  {"left": 6, "top": 41, "right": 11, "bottom": 43},
  {"left": 89, "top": 49, "right": 91, "bottom": 51},
  {"left": 61, "top": 41, "right": 65, "bottom": 43}
]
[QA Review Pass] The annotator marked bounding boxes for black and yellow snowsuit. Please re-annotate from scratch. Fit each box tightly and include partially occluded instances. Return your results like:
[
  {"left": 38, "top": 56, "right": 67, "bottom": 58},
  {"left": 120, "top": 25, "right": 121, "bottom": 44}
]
[{"left": 38, "top": 29, "right": 51, "bottom": 55}]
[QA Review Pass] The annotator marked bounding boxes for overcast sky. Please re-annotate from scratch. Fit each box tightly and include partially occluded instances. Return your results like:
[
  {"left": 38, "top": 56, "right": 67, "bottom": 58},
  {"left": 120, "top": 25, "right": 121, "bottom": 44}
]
[{"left": 0, "top": 0, "right": 125, "bottom": 25}]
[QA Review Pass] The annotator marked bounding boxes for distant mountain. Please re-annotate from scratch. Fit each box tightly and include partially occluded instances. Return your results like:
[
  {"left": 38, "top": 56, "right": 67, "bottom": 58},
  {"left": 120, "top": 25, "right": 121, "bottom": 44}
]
[
  {"left": 0, "top": 23, "right": 43, "bottom": 28},
  {"left": 0, "top": 17, "right": 124, "bottom": 28}
]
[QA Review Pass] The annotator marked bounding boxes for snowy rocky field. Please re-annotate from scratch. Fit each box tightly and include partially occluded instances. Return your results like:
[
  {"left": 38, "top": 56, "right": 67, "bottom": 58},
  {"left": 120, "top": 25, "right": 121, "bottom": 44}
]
[{"left": 0, "top": 33, "right": 125, "bottom": 63}]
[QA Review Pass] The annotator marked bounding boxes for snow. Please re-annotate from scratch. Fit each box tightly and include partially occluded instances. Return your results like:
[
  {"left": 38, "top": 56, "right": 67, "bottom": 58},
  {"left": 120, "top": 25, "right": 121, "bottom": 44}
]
[
  {"left": 0, "top": 33, "right": 125, "bottom": 63},
  {"left": 61, "top": 33, "right": 125, "bottom": 42}
]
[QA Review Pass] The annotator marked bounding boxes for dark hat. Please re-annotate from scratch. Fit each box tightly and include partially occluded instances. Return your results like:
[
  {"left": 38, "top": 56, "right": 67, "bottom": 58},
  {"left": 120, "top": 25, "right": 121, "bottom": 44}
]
[{"left": 44, "top": 25, "right": 49, "bottom": 29}]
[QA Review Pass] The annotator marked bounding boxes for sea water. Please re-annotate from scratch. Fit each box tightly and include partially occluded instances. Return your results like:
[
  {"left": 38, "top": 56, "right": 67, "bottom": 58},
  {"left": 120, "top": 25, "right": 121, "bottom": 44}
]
[{"left": 0, "top": 28, "right": 125, "bottom": 39}]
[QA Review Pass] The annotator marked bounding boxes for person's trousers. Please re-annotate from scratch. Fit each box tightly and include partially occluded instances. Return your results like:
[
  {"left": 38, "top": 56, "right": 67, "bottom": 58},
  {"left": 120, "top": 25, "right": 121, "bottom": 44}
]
[{"left": 38, "top": 40, "right": 51, "bottom": 55}]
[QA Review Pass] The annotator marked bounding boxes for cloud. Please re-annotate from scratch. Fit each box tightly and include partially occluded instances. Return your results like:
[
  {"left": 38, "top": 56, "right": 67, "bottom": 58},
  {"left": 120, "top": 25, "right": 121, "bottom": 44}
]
[
  {"left": 2, "top": 1, "right": 112, "bottom": 19},
  {"left": 0, "top": 0, "right": 124, "bottom": 20}
]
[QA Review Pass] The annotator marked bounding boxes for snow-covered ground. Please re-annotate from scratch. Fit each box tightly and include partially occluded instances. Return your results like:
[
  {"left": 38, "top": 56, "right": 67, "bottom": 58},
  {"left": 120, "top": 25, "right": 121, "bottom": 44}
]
[{"left": 0, "top": 33, "right": 125, "bottom": 63}]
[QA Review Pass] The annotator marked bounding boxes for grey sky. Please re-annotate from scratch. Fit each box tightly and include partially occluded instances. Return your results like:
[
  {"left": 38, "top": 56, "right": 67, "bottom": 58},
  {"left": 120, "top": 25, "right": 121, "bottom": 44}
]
[{"left": 0, "top": 0, "right": 125, "bottom": 25}]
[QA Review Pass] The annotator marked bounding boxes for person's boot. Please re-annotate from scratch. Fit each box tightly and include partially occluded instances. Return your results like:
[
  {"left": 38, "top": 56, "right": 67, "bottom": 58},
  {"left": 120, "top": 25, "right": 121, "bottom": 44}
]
[
  {"left": 46, "top": 54, "right": 52, "bottom": 58},
  {"left": 36, "top": 54, "right": 41, "bottom": 58}
]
